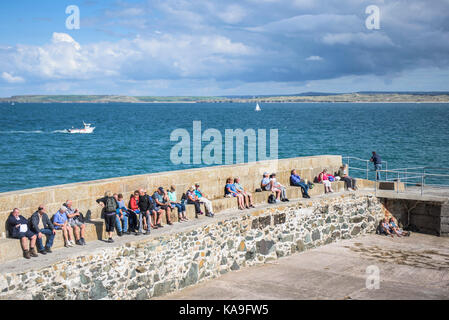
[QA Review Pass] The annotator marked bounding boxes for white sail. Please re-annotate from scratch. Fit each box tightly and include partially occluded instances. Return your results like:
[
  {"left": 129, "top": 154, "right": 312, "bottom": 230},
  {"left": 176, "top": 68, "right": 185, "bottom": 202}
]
[{"left": 255, "top": 103, "right": 261, "bottom": 111}]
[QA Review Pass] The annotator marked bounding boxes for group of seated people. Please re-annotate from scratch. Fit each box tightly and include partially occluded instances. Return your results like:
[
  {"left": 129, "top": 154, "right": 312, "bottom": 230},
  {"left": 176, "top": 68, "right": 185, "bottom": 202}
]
[
  {"left": 6, "top": 200, "right": 87, "bottom": 259},
  {"left": 378, "top": 217, "right": 411, "bottom": 237},
  {"left": 7, "top": 165, "right": 358, "bottom": 259},
  {"left": 96, "top": 184, "right": 216, "bottom": 243},
  {"left": 225, "top": 177, "right": 255, "bottom": 210},
  {"left": 316, "top": 165, "right": 357, "bottom": 193}
]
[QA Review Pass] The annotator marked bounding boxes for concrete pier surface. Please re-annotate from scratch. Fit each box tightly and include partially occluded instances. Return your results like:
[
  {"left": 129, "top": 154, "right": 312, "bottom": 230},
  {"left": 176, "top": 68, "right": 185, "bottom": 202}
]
[{"left": 158, "top": 233, "right": 449, "bottom": 300}]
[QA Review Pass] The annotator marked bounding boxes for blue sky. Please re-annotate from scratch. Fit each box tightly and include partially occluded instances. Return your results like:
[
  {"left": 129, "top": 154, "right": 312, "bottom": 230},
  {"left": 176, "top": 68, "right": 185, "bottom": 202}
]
[{"left": 1, "top": 0, "right": 449, "bottom": 96}]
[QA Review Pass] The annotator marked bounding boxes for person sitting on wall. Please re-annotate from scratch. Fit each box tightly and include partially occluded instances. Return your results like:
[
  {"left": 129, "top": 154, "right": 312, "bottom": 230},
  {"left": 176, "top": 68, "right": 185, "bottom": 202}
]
[
  {"left": 53, "top": 206, "right": 75, "bottom": 248},
  {"left": 270, "top": 173, "right": 289, "bottom": 202},
  {"left": 29, "top": 205, "right": 56, "bottom": 254},
  {"left": 380, "top": 217, "right": 394, "bottom": 237},
  {"left": 389, "top": 217, "right": 410, "bottom": 237},
  {"left": 186, "top": 185, "right": 203, "bottom": 217},
  {"left": 261, "top": 172, "right": 281, "bottom": 202},
  {"left": 337, "top": 164, "right": 357, "bottom": 191},
  {"left": 234, "top": 177, "right": 255, "bottom": 208},
  {"left": 114, "top": 193, "right": 129, "bottom": 236},
  {"left": 318, "top": 168, "right": 334, "bottom": 193},
  {"left": 7, "top": 208, "right": 38, "bottom": 259},
  {"left": 128, "top": 190, "right": 140, "bottom": 234},
  {"left": 194, "top": 183, "right": 215, "bottom": 217},
  {"left": 225, "top": 177, "right": 246, "bottom": 210},
  {"left": 96, "top": 191, "right": 118, "bottom": 243},
  {"left": 290, "top": 169, "right": 311, "bottom": 198},
  {"left": 153, "top": 187, "right": 173, "bottom": 226},
  {"left": 168, "top": 185, "right": 188, "bottom": 222},
  {"left": 138, "top": 189, "right": 157, "bottom": 234},
  {"left": 64, "top": 200, "right": 87, "bottom": 245}
]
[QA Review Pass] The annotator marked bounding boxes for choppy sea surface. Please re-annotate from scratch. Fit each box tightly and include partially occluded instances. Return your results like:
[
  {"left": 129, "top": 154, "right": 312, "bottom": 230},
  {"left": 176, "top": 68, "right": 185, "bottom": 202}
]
[{"left": 0, "top": 102, "right": 448, "bottom": 193}]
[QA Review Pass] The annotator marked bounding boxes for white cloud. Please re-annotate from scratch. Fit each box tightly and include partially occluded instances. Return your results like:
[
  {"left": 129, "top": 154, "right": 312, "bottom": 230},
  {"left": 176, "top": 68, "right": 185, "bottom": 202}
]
[
  {"left": 1, "top": 72, "right": 24, "bottom": 83},
  {"left": 322, "top": 32, "right": 395, "bottom": 47},
  {"left": 306, "top": 55, "right": 323, "bottom": 61},
  {"left": 218, "top": 4, "right": 247, "bottom": 24},
  {"left": 52, "top": 32, "right": 81, "bottom": 50}
]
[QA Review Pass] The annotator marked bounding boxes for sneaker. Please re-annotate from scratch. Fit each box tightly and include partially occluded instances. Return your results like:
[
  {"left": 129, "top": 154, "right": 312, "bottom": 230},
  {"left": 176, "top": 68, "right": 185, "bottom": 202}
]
[
  {"left": 29, "top": 248, "right": 39, "bottom": 258},
  {"left": 124, "top": 231, "right": 131, "bottom": 235},
  {"left": 65, "top": 242, "right": 72, "bottom": 248},
  {"left": 76, "top": 239, "right": 83, "bottom": 246},
  {"left": 81, "top": 238, "right": 86, "bottom": 245},
  {"left": 117, "top": 231, "right": 123, "bottom": 237},
  {"left": 275, "top": 199, "right": 280, "bottom": 203},
  {"left": 38, "top": 249, "right": 47, "bottom": 255},
  {"left": 135, "top": 231, "right": 142, "bottom": 235},
  {"left": 108, "top": 238, "right": 114, "bottom": 243},
  {"left": 167, "top": 221, "right": 173, "bottom": 225},
  {"left": 285, "top": 198, "right": 290, "bottom": 202},
  {"left": 45, "top": 248, "right": 52, "bottom": 253},
  {"left": 157, "top": 224, "right": 164, "bottom": 228}
]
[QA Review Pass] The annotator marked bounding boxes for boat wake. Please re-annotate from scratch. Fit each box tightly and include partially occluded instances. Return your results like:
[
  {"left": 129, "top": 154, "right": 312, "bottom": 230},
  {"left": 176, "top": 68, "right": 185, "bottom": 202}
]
[{"left": 0, "top": 130, "right": 70, "bottom": 134}]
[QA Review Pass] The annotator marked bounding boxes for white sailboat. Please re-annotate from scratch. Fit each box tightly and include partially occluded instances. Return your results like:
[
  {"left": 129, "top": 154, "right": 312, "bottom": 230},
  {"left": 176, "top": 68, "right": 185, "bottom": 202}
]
[{"left": 255, "top": 103, "right": 261, "bottom": 111}]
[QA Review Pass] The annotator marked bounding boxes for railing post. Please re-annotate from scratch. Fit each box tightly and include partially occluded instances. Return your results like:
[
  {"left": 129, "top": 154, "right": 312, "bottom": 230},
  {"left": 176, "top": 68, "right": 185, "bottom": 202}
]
[
  {"left": 366, "top": 161, "right": 368, "bottom": 180},
  {"left": 405, "top": 168, "right": 407, "bottom": 191},
  {"left": 397, "top": 171, "right": 400, "bottom": 193}
]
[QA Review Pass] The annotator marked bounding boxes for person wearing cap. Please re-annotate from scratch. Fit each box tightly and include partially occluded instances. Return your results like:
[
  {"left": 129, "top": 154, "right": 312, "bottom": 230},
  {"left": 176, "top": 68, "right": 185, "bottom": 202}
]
[
  {"left": 194, "top": 184, "right": 214, "bottom": 217},
  {"left": 186, "top": 185, "right": 203, "bottom": 217},
  {"left": 64, "top": 200, "right": 87, "bottom": 245},
  {"left": 29, "top": 205, "right": 56, "bottom": 254},
  {"left": 153, "top": 187, "right": 173, "bottom": 226},
  {"left": 7, "top": 208, "right": 38, "bottom": 259},
  {"left": 53, "top": 206, "right": 75, "bottom": 248}
]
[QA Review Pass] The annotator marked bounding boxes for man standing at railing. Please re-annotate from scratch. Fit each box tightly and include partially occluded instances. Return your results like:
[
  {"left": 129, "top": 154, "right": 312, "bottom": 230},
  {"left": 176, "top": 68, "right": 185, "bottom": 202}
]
[{"left": 370, "top": 151, "right": 382, "bottom": 180}]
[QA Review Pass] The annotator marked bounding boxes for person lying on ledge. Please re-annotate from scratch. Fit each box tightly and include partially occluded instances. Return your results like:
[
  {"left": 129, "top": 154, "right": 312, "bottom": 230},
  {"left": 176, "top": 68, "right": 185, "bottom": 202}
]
[
  {"left": 194, "top": 183, "right": 215, "bottom": 217},
  {"left": 7, "top": 208, "right": 38, "bottom": 259},
  {"left": 290, "top": 169, "right": 311, "bottom": 198},
  {"left": 225, "top": 177, "right": 246, "bottom": 210},
  {"left": 234, "top": 177, "right": 255, "bottom": 208}
]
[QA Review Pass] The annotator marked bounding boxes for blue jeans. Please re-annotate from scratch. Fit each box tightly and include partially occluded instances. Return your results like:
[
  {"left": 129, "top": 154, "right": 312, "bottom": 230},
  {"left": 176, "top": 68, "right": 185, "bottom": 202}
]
[
  {"left": 138, "top": 211, "right": 152, "bottom": 233},
  {"left": 375, "top": 164, "right": 382, "bottom": 180},
  {"left": 171, "top": 202, "right": 185, "bottom": 214},
  {"left": 36, "top": 228, "right": 55, "bottom": 251},
  {"left": 115, "top": 210, "right": 129, "bottom": 233},
  {"left": 293, "top": 181, "right": 309, "bottom": 196}
]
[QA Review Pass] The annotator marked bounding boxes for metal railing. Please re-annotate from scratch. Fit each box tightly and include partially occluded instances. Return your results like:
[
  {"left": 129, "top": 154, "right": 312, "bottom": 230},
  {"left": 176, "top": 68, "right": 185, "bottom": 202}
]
[
  {"left": 343, "top": 156, "right": 449, "bottom": 198},
  {"left": 343, "top": 156, "right": 388, "bottom": 181}
]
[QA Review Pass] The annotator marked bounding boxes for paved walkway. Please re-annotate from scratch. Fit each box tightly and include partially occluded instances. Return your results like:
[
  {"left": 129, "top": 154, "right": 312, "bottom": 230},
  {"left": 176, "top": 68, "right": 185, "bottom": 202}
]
[{"left": 157, "top": 233, "right": 449, "bottom": 300}]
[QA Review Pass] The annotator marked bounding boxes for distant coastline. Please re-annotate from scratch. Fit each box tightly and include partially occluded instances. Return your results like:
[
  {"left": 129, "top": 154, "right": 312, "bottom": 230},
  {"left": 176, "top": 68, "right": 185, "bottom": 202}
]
[{"left": 1, "top": 92, "right": 449, "bottom": 104}]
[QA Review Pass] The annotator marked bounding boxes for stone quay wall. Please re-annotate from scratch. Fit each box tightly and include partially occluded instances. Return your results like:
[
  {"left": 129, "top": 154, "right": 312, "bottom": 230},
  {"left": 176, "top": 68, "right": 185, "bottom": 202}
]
[{"left": 0, "top": 193, "right": 384, "bottom": 300}]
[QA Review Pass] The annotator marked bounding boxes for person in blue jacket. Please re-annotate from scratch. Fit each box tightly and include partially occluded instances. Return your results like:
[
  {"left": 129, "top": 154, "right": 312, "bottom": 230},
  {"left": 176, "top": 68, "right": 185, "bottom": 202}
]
[{"left": 290, "top": 169, "right": 311, "bottom": 198}]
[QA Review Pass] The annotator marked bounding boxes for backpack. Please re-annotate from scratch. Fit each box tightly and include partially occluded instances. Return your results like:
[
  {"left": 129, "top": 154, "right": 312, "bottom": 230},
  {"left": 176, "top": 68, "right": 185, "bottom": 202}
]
[
  {"left": 105, "top": 197, "right": 117, "bottom": 212},
  {"left": 268, "top": 194, "right": 276, "bottom": 204}
]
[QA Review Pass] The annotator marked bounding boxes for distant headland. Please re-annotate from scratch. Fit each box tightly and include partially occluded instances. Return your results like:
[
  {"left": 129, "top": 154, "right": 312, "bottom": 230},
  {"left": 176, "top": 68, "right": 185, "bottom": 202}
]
[{"left": 1, "top": 92, "right": 449, "bottom": 104}]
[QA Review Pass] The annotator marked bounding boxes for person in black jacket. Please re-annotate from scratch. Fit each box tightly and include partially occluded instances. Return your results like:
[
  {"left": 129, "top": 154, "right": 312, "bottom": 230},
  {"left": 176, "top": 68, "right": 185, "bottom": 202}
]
[
  {"left": 138, "top": 189, "right": 158, "bottom": 234},
  {"left": 96, "top": 191, "right": 117, "bottom": 243},
  {"left": 29, "top": 205, "right": 56, "bottom": 254},
  {"left": 7, "top": 208, "right": 38, "bottom": 259}
]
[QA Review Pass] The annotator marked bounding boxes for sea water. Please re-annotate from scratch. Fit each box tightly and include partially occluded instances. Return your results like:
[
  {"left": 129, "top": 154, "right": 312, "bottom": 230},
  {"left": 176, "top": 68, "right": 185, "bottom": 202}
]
[{"left": 0, "top": 102, "right": 448, "bottom": 193}]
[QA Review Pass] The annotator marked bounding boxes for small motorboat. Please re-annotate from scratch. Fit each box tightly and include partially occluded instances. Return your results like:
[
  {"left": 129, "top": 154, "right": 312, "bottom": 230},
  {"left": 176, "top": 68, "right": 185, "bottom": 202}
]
[
  {"left": 255, "top": 103, "right": 261, "bottom": 111},
  {"left": 67, "top": 121, "right": 95, "bottom": 134}
]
